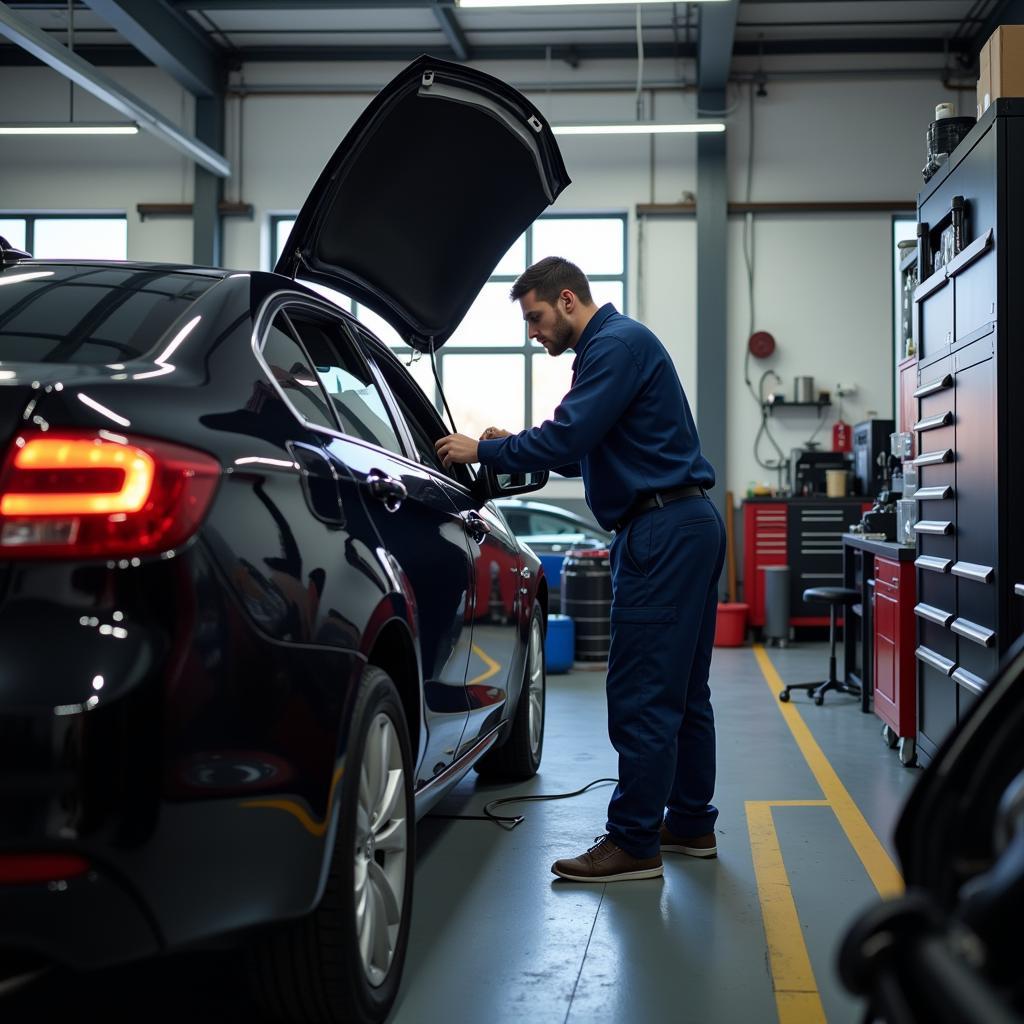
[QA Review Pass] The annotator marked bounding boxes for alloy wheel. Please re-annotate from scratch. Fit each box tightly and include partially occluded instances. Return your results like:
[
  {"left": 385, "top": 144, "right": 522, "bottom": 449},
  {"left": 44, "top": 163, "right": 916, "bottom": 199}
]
[
  {"left": 528, "top": 614, "right": 545, "bottom": 758},
  {"left": 354, "top": 712, "right": 408, "bottom": 988}
]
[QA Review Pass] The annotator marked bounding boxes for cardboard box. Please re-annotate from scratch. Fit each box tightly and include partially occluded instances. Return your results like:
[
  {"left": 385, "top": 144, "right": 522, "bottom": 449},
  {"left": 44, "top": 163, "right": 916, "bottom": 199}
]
[
  {"left": 978, "top": 34, "right": 991, "bottom": 117},
  {"left": 979, "top": 25, "right": 1024, "bottom": 115}
]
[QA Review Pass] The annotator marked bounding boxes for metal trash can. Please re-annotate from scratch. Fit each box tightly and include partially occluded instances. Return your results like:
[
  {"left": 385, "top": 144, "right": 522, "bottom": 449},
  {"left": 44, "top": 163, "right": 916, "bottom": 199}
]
[
  {"left": 562, "top": 548, "right": 611, "bottom": 662},
  {"left": 763, "top": 565, "right": 791, "bottom": 646}
]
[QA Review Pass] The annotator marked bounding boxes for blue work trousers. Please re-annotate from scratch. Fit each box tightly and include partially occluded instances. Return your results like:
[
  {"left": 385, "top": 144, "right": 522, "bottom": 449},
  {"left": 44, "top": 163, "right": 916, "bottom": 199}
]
[{"left": 604, "top": 494, "right": 726, "bottom": 859}]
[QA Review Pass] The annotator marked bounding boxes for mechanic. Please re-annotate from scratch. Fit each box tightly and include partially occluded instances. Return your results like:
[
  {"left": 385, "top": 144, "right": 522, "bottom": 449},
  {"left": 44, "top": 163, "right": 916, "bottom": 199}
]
[{"left": 435, "top": 256, "right": 726, "bottom": 883}]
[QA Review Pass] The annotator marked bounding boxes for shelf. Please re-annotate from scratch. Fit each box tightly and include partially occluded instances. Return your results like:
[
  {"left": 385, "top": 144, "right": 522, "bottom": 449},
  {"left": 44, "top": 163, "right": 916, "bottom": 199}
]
[{"left": 763, "top": 400, "right": 832, "bottom": 416}]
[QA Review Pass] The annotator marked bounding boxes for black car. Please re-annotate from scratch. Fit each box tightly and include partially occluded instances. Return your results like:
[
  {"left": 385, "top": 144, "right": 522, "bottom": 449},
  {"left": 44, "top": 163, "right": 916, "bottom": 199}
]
[{"left": 0, "top": 57, "right": 569, "bottom": 1024}]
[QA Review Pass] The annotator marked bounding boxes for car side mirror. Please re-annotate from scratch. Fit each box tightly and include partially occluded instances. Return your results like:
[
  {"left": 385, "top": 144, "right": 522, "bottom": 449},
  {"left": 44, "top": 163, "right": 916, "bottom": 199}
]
[{"left": 473, "top": 466, "right": 549, "bottom": 503}]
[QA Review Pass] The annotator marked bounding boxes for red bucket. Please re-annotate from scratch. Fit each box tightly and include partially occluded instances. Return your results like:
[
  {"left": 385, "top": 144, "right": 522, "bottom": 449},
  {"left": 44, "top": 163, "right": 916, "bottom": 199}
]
[{"left": 714, "top": 602, "right": 748, "bottom": 647}]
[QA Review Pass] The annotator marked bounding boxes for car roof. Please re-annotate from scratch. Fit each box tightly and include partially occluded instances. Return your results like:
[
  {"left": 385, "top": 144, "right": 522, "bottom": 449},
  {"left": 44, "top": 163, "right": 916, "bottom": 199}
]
[{"left": 7, "top": 259, "right": 233, "bottom": 279}]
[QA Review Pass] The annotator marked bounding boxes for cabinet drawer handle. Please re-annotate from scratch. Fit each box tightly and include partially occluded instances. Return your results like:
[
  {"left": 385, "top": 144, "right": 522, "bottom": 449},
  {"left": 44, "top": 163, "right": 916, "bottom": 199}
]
[
  {"left": 952, "top": 666, "right": 987, "bottom": 696},
  {"left": 1016, "top": 583, "right": 1024, "bottom": 598},
  {"left": 950, "top": 617, "right": 996, "bottom": 648},
  {"left": 951, "top": 561, "right": 994, "bottom": 584},
  {"left": 916, "top": 646, "right": 955, "bottom": 676},
  {"left": 913, "top": 373, "right": 953, "bottom": 399},
  {"left": 913, "top": 448, "right": 953, "bottom": 467},
  {"left": 914, "top": 603, "right": 954, "bottom": 627},
  {"left": 914, "top": 485, "right": 953, "bottom": 501},
  {"left": 914, "top": 520, "right": 954, "bottom": 535},
  {"left": 913, "top": 411, "right": 953, "bottom": 432},
  {"left": 916, "top": 555, "right": 952, "bottom": 573}
]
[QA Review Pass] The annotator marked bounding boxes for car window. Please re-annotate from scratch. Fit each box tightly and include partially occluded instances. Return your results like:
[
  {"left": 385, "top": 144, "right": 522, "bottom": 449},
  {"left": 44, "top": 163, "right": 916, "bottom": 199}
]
[
  {"left": 0, "top": 264, "right": 215, "bottom": 364},
  {"left": 502, "top": 509, "right": 529, "bottom": 533},
  {"left": 260, "top": 313, "right": 338, "bottom": 431},
  {"left": 286, "top": 312, "right": 405, "bottom": 457},
  {"left": 527, "top": 511, "right": 584, "bottom": 536},
  {"left": 355, "top": 330, "right": 475, "bottom": 488}
]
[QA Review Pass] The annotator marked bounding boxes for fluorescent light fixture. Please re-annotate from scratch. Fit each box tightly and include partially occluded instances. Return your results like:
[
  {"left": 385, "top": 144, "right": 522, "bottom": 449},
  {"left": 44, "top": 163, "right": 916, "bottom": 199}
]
[
  {"left": 460, "top": 0, "right": 724, "bottom": 6},
  {"left": 553, "top": 122, "right": 726, "bottom": 135},
  {"left": 0, "top": 123, "right": 138, "bottom": 135}
]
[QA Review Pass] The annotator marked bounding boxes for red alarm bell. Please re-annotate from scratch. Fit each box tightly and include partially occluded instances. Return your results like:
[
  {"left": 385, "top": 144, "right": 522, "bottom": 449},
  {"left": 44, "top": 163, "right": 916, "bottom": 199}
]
[{"left": 748, "top": 331, "right": 776, "bottom": 358}]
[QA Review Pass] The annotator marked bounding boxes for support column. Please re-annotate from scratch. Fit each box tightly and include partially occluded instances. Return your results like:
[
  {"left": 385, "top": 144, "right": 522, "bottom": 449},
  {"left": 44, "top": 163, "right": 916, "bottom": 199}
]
[
  {"left": 696, "top": 88, "right": 728, "bottom": 522},
  {"left": 194, "top": 94, "right": 224, "bottom": 267}
]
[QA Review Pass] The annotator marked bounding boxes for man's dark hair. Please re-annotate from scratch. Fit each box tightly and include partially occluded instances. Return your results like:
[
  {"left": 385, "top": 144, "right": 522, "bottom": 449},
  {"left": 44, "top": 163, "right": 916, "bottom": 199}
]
[{"left": 509, "top": 256, "right": 593, "bottom": 305}]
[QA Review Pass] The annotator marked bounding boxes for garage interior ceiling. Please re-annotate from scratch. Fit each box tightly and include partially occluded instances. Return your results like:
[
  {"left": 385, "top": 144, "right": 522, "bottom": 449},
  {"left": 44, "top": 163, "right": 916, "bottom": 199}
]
[{"left": 0, "top": 1, "right": 1014, "bottom": 76}]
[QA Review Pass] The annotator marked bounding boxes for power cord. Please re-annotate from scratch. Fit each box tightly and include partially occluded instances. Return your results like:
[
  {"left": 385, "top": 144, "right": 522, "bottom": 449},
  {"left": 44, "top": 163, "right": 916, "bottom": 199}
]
[{"left": 428, "top": 777, "right": 619, "bottom": 832}]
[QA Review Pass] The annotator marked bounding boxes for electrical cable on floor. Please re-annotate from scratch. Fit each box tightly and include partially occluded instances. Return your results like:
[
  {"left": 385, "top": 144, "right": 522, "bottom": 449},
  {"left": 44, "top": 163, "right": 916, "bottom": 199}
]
[{"left": 428, "top": 777, "right": 618, "bottom": 832}]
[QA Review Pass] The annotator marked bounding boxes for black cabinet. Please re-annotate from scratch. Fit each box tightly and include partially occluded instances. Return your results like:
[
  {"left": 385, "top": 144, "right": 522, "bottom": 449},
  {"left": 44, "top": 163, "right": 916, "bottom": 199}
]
[{"left": 912, "top": 100, "right": 1024, "bottom": 765}]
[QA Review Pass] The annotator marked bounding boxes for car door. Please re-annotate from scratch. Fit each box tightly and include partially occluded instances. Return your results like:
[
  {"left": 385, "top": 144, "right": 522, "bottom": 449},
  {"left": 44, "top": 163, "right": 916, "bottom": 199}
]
[
  {"left": 363, "top": 340, "right": 523, "bottom": 762},
  {"left": 285, "top": 304, "right": 476, "bottom": 786}
]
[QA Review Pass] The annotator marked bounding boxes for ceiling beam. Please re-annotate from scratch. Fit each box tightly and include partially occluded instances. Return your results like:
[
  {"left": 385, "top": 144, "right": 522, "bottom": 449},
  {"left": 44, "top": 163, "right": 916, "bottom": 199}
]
[
  {"left": 82, "top": 0, "right": 223, "bottom": 96},
  {"left": 431, "top": 0, "right": 468, "bottom": 62},
  {"left": 0, "top": 2, "right": 230, "bottom": 176},
  {"left": 0, "top": 36, "right": 976, "bottom": 67}
]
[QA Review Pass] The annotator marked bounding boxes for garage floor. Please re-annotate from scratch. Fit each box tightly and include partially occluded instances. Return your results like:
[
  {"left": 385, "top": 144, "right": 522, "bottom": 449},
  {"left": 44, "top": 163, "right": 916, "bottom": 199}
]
[
  {"left": 3, "top": 641, "right": 920, "bottom": 1023},
  {"left": 395, "top": 641, "right": 919, "bottom": 1024}
]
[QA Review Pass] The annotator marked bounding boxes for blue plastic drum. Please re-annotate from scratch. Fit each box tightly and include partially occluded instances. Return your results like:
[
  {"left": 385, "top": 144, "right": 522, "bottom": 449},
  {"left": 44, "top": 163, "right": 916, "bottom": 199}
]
[{"left": 545, "top": 614, "right": 575, "bottom": 674}]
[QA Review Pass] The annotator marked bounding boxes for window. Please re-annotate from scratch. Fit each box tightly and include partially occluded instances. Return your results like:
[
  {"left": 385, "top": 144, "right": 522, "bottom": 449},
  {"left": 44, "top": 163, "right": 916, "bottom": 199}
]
[
  {"left": 0, "top": 214, "right": 128, "bottom": 260},
  {"left": 268, "top": 213, "right": 627, "bottom": 438},
  {"left": 0, "top": 264, "right": 214, "bottom": 364},
  {"left": 287, "top": 312, "right": 404, "bottom": 456},
  {"left": 260, "top": 314, "right": 337, "bottom": 431}
]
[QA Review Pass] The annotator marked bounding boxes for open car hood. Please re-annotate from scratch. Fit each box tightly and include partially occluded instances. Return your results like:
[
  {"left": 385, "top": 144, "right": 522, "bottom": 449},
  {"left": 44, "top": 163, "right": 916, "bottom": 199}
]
[{"left": 274, "top": 55, "right": 571, "bottom": 352}]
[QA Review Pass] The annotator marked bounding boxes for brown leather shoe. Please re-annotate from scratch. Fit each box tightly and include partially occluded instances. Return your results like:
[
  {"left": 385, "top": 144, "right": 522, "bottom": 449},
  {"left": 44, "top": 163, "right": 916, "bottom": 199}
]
[
  {"left": 660, "top": 824, "right": 717, "bottom": 858},
  {"left": 552, "top": 835, "right": 663, "bottom": 882}
]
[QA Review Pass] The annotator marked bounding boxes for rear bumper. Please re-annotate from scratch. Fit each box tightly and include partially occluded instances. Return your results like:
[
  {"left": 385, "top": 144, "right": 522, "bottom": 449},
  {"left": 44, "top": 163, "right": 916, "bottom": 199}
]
[
  {"left": 0, "top": 545, "right": 360, "bottom": 969},
  {"left": 0, "top": 864, "right": 160, "bottom": 971}
]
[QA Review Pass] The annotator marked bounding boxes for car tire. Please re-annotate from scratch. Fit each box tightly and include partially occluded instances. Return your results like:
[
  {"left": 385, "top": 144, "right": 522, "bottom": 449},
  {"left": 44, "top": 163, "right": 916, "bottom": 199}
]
[
  {"left": 474, "top": 601, "right": 545, "bottom": 782},
  {"left": 248, "top": 665, "right": 414, "bottom": 1024}
]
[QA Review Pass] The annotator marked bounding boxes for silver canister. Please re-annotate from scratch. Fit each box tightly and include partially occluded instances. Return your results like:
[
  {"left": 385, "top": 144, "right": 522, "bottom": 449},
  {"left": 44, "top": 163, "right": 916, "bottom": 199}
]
[{"left": 794, "top": 376, "right": 815, "bottom": 403}]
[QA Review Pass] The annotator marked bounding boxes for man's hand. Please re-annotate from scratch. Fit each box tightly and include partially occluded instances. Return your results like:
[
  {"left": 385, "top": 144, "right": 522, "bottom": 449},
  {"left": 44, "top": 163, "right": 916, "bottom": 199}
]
[
  {"left": 435, "top": 433, "right": 479, "bottom": 467},
  {"left": 479, "top": 426, "right": 511, "bottom": 440}
]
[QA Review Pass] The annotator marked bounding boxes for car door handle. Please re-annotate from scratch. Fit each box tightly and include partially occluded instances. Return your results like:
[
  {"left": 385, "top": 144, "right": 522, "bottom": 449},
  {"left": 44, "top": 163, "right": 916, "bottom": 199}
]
[
  {"left": 463, "top": 511, "right": 492, "bottom": 541},
  {"left": 365, "top": 469, "right": 407, "bottom": 512}
]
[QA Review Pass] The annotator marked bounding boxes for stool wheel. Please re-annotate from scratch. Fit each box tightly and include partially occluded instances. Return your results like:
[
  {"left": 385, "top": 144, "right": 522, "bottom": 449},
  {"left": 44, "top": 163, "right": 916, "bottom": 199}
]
[
  {"left": 814, "top": 694, "right": 824, "bottom": 706},
  {"left": 778, "top": 690, "right": 790, "bottom": 703}
]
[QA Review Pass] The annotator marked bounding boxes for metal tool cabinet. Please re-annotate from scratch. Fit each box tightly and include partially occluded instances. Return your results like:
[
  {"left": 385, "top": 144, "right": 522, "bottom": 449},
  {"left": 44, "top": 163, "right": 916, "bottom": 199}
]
[{"left": 912, "top": 99, "right": 1024, "bottom": 766}]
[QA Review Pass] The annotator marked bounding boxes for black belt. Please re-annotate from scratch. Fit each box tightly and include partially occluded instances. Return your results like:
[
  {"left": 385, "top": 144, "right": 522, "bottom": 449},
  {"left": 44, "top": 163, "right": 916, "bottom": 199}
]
[{"left": 614, "top": 484, "right": 707, "bottom": 533}]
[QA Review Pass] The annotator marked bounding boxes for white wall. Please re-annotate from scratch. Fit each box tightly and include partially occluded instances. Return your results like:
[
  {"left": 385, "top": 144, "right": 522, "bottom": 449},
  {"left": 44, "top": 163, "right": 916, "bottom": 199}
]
[{"left": 0, "top": 58, "right": 963, "bottom": 504}]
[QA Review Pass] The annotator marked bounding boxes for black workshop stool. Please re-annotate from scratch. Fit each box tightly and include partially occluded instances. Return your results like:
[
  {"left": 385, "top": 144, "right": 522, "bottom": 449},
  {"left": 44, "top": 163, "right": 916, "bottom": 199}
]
[{"left": 778, "top": 587, "right": 861, "bottom": 706}]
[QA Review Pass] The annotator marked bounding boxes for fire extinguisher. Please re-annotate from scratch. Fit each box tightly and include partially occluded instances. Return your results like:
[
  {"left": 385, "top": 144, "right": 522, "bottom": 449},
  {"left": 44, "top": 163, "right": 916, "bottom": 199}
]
[{"left": 833, "top": 418, "right": 851, "bottom": 452}]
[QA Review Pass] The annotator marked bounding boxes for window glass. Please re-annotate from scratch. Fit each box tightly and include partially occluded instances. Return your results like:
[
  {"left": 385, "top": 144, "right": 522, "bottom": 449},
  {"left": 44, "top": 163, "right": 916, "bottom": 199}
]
[
  {"left": 288, "top": 314, "right": 404, "bottom": 456},
  {"left": 0, "top": 219, "right": 27, "bottom": 251},
  {"left": 0, "top": 265, "right": 214, "bottom": 363},
  {"left": 33, "top": 218, "right": 128, "bottom": 260},
  {"left": 444, "top": 353, "right": 525, "bottom": 442},
  {"left": 355, "top": 303, "right": 405, "bottom": 348},
  {"left": 261, "top": 314, "right": 338, "bottom": 431},
  {"left": 588, "top": 279, "right": 624, "bottom": 312},
  {"left": 531, "top": 217, "right": 624, "bottom": 275},
  {"left": 527, "top": 511, "right": 581, "bottom": 535},
  {"left": 274, "top": 218, "right": 296, "bottom": 265},
  {"left": 447, "top": 281, "right": 524, "bottom": 348},
  {"left": 493, "top": 232, "right": 527, "bottom": 276}
]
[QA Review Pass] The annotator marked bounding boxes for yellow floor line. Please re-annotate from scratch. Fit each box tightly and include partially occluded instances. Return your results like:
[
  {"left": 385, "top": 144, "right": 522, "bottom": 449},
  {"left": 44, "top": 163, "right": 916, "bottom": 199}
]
[
  {"left": 747, "top": 800, "right": 828, "bottom": 1024},
  {"left": 752, "top": 644, "right": 904, "bottom": 899}
]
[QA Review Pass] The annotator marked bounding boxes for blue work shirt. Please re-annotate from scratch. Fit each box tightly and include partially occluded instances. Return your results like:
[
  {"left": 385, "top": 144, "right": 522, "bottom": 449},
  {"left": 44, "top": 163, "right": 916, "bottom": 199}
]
[{"left": 476, "top": 303, "right": 715, "bottom": 531}]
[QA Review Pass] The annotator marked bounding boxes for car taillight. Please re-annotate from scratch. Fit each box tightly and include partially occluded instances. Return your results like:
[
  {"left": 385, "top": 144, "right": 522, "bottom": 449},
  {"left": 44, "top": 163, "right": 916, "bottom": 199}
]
[
  {"left": 0, "top": 431, "right": 221, "bottom": 559},
  {"left": 0, "top": 853, "right": 90, "bottom": 885}
]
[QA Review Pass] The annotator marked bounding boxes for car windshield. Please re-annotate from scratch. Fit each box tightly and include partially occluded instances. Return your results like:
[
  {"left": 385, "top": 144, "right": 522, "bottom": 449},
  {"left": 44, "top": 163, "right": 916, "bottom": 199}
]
[{"left": 0, "top": 264, "right": 215, "bottom": 364}]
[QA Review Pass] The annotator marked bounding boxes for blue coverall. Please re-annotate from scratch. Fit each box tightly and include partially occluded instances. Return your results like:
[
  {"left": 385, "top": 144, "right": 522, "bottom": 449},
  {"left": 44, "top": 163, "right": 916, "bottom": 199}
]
[{"left": 478, "top": 304, "right": 726, "bottom": 859}]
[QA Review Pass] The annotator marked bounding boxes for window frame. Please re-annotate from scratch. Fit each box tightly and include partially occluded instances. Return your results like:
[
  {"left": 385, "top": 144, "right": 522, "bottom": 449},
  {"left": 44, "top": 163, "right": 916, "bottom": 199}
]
[
  {"left": 267, "top": 211, "right": 629, "bottom": 431},
  {"left": 0, "top": 212, "right": 128, "bottom": 258}
]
